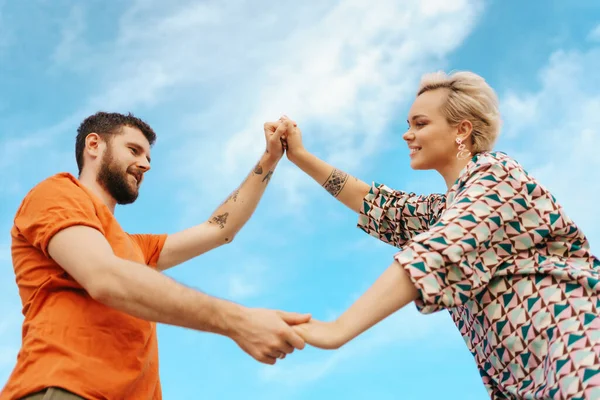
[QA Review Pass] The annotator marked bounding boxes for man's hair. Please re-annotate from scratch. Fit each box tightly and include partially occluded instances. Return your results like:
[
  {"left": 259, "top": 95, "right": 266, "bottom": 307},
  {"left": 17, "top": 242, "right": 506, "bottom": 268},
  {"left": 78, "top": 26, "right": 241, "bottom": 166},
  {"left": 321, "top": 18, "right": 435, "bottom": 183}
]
[{"left": 75, "top": 111, "right": 157, "bottom": 174}]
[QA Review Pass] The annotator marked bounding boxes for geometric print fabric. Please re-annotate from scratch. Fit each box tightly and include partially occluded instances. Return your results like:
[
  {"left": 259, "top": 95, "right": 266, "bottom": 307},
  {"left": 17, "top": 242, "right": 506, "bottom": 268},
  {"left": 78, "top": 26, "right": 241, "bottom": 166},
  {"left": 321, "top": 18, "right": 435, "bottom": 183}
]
[{"left": 357, "top": 151, "right": 600, "bottom": 399}]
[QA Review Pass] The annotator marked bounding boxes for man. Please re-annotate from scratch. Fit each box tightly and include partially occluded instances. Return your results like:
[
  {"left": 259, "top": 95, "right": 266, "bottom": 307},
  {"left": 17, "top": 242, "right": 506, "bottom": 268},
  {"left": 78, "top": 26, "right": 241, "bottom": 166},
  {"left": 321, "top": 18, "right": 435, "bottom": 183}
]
[{"left": 1, "top": 112, "right": 308, "bottom": 400}]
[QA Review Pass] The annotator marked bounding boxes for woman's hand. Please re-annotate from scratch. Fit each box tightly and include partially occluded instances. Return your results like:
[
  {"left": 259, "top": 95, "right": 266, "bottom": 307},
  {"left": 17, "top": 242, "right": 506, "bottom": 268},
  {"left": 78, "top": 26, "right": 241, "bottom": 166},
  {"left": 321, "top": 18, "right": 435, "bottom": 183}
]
[
  {"left": 292, "top": 319, "right": 346, "bottom": 350},
  {"left": 278, "top": 116, "right": 307, "bottom": 162}
]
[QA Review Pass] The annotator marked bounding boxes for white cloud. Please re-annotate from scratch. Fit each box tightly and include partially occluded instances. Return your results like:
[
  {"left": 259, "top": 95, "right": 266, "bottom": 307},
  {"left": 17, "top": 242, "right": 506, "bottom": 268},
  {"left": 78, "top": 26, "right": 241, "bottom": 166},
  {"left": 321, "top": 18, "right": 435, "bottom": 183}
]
[
  {"left": 0, "top": 0, "right": 486, "bottom": 224},
  {"left": 500, "top": 47, "right": 600, "bottom": 251},
  {"left": 588, "top": 24, "right": 600, "bottom": 42},
  {"left": 217, "top": 0, "right": 485, "bottom": 178},
  {"left": 52, "top": 4, "right": 86, "bottom": 67},
  {"left": 186, "top": 254, "right": 283, "bottom": 303},
  {"left": 500, "top": 92, "right": 540, "bottom": 138},
  {"left": 31, "top": 0, "right": 483, "bottom": 217},
  {"left": 223, "top": 261, "right": 268, "bottom": 301}
]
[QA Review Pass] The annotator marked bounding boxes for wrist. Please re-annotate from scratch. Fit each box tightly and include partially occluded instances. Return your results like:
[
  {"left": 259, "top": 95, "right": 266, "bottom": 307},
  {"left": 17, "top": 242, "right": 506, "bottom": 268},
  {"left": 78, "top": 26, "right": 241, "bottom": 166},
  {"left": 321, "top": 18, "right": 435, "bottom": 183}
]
[
  {"left": 287, "top": 148, "right": 309, "bottom": 164},
  {"left": 332, "top": 318, "right": 351, "bottom": 347},
  {"left": 261, "top": 151, "right": 281, "bottom": 169},
  {"left": 208, "top": 298, "right": 246, "bottom": 337}
]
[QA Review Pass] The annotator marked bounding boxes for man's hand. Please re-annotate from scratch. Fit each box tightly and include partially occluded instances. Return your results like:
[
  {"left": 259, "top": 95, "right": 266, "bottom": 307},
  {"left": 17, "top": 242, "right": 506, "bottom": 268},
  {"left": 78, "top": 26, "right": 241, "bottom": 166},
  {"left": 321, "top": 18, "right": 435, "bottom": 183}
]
[
  {"left": 264, "top": 117, "right": 295, "bottom": 162},
  {"left": 292, "top": 318, "right": 346, "bottom": 350},
  {"left": 227, "top": 307, "right": 311, "bottom": 364}
]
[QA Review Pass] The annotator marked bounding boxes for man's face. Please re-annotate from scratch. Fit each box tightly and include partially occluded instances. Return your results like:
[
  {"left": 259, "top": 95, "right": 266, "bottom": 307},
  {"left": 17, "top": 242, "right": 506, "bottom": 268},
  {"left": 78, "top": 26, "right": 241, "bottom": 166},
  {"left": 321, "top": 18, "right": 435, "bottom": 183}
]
[{"left": 96, "top": 126, "right": 152, "bottom": 205}]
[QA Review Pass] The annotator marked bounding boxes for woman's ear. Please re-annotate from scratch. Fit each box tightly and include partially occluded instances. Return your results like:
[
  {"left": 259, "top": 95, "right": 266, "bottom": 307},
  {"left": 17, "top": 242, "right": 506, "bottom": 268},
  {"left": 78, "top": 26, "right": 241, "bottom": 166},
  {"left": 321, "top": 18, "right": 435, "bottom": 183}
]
[{"left": 456, "top": 119, "right": 473, "bottom": 144}]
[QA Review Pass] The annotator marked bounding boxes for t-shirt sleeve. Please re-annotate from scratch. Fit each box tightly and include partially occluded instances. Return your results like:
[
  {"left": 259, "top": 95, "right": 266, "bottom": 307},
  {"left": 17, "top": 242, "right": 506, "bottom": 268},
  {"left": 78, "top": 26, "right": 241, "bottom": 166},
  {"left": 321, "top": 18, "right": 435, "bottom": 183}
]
[
  {"left": 128, "top": 233, "right": 168, "bottom": 268},
  {"left": 393, "top": 160, "right": 531, "bottom": 314},
  {"left": 357, "top": 182, "right": 446, "bottom": 247},
  {"left": 14, "top": 179, "right": 104, "bottom": 258}
]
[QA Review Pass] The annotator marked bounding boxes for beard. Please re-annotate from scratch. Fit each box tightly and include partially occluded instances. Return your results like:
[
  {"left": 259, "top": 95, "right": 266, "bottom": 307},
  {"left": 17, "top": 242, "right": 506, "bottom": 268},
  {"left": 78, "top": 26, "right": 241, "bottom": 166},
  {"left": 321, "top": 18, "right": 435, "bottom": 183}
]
[{"left": 96, "top": 147, "right": 140, "bottom": 205}]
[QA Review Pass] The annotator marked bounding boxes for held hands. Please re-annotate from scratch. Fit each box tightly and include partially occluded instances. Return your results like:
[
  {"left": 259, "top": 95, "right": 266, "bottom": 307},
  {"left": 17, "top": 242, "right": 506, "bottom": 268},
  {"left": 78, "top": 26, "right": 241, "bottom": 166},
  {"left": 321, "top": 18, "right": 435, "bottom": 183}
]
[
  {"left": 264, "top": 117, "right": 296, "bottom": 162},
  {"left": 263, "top": 115, "right": 306, "bottom": 161},
  {"left": 229, "top": 307, "right": 311, "bottom": 365},
  {"left": 292, "top": 318, "right": 347, "bottom": 350},
  {"left": 228, "top": 306, "right": 345, "bottom": 365},
  {"left": 279, "top": 116, "right": 305, "bottom": 161}
]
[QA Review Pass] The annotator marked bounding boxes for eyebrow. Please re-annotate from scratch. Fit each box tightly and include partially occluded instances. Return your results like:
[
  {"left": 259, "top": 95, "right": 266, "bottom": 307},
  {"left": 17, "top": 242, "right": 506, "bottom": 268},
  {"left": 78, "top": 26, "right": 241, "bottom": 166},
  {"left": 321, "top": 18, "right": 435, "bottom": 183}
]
[
  {"left": 127, "top": 142, "right": 151, "bottom": 163},
  {"left": 406, "top": 114, "right": 428, "bottom": 124}
]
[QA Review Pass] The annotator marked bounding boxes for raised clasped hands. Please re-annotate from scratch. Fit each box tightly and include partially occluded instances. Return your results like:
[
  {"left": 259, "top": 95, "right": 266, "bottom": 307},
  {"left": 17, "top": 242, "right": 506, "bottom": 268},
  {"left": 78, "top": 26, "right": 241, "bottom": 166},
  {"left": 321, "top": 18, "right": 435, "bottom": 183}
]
[
  {"left": 263, "top": 115, "right": 305, "bottom": 161},
  {"left": 263, "top": 116, "right": 296, "bottom": 162}
]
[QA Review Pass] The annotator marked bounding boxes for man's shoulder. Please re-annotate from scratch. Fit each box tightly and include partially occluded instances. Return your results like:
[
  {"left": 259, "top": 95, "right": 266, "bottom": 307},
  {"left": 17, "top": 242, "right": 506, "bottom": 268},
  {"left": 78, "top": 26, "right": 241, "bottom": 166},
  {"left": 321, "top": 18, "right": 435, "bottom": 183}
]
[
  {"left": 16, "top": 173, "right": 91, "bottom": 216},
  {"left": 25, "top": 172, "right": 82, "bottom": 199}
]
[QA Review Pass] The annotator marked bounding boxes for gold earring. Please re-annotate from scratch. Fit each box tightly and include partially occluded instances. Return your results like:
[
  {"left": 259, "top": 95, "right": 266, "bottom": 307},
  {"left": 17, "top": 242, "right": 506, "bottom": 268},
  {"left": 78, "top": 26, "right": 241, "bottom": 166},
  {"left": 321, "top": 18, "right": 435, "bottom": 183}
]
[{"left": 456, "top": 137, "right": 471, "bottom": 160}]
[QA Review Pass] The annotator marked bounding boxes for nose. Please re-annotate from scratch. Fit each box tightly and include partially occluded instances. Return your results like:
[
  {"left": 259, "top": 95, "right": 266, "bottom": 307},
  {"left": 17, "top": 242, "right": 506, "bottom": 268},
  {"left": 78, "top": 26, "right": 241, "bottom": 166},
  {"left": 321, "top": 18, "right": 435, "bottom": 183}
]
[
  {"left": 402, "top": 129, "right": 414, "bottom": 142},
  {"left": 138, "top": 158, "right": 151, "bottom": 172}
]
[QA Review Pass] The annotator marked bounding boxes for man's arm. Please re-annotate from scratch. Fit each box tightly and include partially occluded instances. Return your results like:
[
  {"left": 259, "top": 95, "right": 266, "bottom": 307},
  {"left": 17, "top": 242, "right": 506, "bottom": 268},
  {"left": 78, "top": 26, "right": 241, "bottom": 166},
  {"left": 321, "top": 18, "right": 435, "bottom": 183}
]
[
  {"left": 49, "top": 224, "right": 309, "bottom": 364},
  {"left": 156, "top": 120, "right": 291, "bottom": 270},
  {"left": 284, "top": 122, "right": 370, "bottom": 214}
]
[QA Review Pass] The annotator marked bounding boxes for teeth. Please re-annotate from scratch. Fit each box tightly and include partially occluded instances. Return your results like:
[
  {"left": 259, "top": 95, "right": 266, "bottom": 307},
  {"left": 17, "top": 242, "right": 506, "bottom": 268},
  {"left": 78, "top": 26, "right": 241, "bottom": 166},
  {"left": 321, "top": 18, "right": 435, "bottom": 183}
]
[{"left": 410, "top": 148, "right": 421, "bottom": 154}]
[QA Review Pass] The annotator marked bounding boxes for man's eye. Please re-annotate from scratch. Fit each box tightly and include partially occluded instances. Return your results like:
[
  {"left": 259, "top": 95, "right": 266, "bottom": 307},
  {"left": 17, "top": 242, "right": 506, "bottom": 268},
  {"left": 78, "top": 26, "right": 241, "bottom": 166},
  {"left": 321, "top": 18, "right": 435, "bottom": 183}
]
[{"left": 130, "top": 147, "right": 138, "bottom": 154}]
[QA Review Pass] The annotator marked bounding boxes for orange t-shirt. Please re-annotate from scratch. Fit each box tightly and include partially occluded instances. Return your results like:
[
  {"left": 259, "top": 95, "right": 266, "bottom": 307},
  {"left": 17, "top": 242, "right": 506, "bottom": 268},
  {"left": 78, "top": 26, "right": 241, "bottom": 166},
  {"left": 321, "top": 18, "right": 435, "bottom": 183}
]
[{"left": 1, "top": 173, "right": 168, "bottom": 400}]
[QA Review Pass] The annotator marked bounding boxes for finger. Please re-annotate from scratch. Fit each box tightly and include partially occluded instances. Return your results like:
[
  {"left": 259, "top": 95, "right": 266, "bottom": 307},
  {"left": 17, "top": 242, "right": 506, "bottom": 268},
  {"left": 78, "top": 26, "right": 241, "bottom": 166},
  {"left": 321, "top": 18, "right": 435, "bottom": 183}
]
[
  {"left": 292, "top": 325, "right": 305, "bottom": 336},
  {"left": 280, "top": 115, "right": 297, "bottom": 127},
  {"left": 277, "top": 311, "right": 312, "bottom": 325},
  {"left": 268, "top": 351, "right": 287, "bottom": 360},
  {"left": 258, "top": 354, "right": 277, "bottom": 365},
  {"left": 264, "top": 121, "right": 279, "bottom": 133},
  {"left": 279, "top": 341, "right": 295, "bottom": 354},
  {"left": 283, "top": 327, "right": 306, "bottom": 350},
  {"left": 272, "top": 120, "right": 292, "bottom": 141}
]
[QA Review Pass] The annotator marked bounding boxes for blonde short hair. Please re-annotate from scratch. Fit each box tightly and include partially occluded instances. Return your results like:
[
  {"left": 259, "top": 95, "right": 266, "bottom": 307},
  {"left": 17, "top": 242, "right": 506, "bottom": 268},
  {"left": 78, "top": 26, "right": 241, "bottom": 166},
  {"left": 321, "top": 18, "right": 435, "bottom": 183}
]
[{"left": 417, "top": 71, "right": 501, "bottom": 153}]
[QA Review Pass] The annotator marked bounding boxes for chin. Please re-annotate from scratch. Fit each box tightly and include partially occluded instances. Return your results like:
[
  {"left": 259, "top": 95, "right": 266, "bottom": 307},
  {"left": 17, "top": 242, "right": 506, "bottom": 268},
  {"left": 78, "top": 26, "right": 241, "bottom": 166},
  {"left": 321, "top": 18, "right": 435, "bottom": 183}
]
[{"left": 409, "top": 158, "right": 429, "bottom": 170}]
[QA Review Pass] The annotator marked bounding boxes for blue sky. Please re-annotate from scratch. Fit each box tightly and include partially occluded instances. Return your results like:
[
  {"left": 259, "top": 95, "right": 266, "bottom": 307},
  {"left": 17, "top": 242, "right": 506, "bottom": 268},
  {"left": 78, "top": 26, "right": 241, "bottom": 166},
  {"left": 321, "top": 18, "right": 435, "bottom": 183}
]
[{"left": 1, "top": 1, "right": 599, "bottom": 399}]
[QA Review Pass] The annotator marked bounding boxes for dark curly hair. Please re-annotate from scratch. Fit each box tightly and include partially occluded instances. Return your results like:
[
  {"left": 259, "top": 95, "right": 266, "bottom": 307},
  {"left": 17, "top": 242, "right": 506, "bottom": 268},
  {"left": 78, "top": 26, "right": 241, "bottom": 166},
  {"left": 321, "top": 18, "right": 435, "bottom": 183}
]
[{"left": 75, "top": 111, "right": 157, "bottom": 174}]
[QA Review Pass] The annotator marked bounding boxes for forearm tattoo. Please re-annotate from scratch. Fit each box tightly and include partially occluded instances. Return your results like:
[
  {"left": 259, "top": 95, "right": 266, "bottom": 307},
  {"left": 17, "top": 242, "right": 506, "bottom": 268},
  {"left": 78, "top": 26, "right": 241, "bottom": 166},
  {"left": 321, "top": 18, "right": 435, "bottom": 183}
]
[
  {"left": 211, "top": 212, "right": 229, "bottom": 229},
  {"left": 228, "top": 189, "right": 239, "bottom": 203},
  {"left": 323, "top": 169, "right": 349, "bottom": 197},
  {"left": 262, "top": 170, "right": 273, "bottom": 183},
  {"left": 253, "top": 163, "right": 263, "bottom": 175}
]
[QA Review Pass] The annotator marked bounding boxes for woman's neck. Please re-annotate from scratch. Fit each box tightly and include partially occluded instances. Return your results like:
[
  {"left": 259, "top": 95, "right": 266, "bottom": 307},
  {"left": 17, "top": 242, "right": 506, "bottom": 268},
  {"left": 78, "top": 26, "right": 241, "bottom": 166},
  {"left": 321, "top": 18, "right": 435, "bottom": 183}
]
[{"left": 438, "top": 156, "right": 473, "bottom": 191}]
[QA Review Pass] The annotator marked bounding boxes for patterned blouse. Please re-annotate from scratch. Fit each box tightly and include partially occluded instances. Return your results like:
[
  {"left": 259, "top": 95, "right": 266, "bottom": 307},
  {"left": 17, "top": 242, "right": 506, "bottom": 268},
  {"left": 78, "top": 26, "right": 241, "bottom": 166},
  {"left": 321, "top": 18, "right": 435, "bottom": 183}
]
[{"left": 357, "top": 151, "right": 600, "bottom": 399}]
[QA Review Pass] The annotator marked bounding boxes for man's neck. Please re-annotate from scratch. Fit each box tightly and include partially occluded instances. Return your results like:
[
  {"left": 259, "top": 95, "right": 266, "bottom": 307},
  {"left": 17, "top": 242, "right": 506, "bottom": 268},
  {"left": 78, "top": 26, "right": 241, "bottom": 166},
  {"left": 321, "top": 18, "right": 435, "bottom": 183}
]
[{"left": 78, "top": 171, "right": 117, "bottom": 213}]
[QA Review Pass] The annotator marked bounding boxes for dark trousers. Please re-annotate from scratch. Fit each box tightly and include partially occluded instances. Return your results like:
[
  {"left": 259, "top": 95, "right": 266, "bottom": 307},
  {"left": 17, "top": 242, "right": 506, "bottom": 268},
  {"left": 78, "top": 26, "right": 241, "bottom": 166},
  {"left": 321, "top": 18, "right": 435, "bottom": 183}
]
[{"left": 20, "top": 387, "right": 85, "bottom": 400}]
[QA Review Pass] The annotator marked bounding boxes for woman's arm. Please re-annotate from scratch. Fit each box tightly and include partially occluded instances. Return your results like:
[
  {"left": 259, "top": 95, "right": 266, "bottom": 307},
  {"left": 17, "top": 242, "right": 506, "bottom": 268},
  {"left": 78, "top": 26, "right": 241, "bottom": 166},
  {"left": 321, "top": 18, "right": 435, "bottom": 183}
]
[
  {"left": 295, "top": 155, "right": 532, "bottom": 350},
  {"left": 285, "top": 124, "right": 370, "bottom": 214},
  {"left": 283, "top": 119, "right": 444, "bottom": 247},
  {"left": 293, "top": 260, "right": 418, "bottom": 349}
]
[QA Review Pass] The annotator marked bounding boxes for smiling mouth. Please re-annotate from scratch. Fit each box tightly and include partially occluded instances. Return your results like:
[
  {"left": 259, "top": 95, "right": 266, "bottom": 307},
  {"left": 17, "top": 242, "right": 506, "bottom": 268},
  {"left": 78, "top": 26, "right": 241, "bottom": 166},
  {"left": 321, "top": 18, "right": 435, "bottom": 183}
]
[
  {"left": 409, "top": 147, "right": 421, "bottom": 155},
  {"left": 129, "top": 172, "right": 141, "bottom": 184}
]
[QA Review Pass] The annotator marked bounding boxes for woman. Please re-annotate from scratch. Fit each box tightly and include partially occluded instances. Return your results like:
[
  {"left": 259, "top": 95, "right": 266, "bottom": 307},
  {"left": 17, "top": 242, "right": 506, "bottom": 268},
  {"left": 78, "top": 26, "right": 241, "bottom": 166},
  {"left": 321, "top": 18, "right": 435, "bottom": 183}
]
[{"left": 281, "top": 71, "right": 600, "bottom": 399}]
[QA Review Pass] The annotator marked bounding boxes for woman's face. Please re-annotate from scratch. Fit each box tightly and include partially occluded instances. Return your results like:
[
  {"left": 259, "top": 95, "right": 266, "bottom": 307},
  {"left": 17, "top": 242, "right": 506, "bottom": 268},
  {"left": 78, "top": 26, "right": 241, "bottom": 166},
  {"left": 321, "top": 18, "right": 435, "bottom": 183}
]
[{"left": 403, "top": 89, "right": 461, "bottom": 171}]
